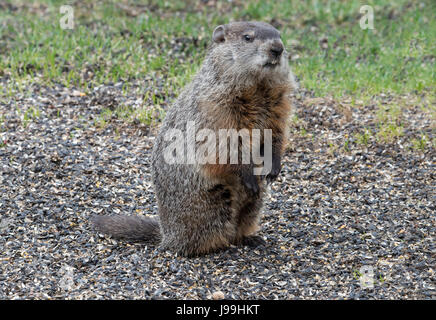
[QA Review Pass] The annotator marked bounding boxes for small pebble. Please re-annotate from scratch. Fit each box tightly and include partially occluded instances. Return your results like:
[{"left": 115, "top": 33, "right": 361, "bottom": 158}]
[{"left": 212, "top": 291, "right": 225, "bottom": 300}]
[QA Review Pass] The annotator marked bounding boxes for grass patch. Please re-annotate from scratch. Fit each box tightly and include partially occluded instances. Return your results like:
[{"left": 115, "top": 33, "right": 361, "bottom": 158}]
[
  {"left": 0, "top": 0, "right": 434, "bottom": 100},
  {"left": 20, "top": 106, "right": 41, "bottom": 128},
  {"left": 354, "top": 128, "right": 373, "bottom": 147},
  {"left": 411, "top": 134, "right": 430, "bottom": 152},
  {"left": 94, "top": 104, "right": 165, "bottom": 129},
  {"left": 376, "top": 123, "right": 404, "bottom": 143},
  {"left": 0, "top": 0, "right": 434, "bottom": 144}
]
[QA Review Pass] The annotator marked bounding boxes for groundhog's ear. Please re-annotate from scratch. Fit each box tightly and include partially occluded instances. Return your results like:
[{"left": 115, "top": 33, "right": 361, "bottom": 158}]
[{"left": 212, "top": 25, "right": 226, "bottom": 43}]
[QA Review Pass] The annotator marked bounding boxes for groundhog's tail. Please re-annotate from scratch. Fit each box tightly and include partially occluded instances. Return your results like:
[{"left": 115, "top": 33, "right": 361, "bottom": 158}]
[{"left": 91, "top": 215, "right": 161, "bottom": 244}]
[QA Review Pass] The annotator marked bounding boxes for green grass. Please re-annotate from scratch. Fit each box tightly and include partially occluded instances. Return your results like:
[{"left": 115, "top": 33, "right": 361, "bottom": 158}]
[
  {"left": 0, "top": 0, "right": 434, "bottom": 99},
  {"left": 0, "top": 0, "right": 435, "bottom": 149},
  {"left": 411, "top": 134, "right": 430, "bottom": 152},
  {"left": 354, "top": 129, "right": 372, "bottom": 147},
  {"left": 23, "top": 106, "right": 41, "bottom": 128},
  {"left": 94, "top": 103, "right": 165, "bottom": 129}
]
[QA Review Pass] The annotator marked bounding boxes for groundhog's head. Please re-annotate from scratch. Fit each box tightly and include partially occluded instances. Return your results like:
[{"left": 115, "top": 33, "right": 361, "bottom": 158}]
[{"left": 209, "top": 21, "right": 290, "bottom": 84}]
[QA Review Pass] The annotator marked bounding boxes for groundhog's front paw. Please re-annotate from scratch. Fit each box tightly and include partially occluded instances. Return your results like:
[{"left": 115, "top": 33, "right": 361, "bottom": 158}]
[
  {"left": 266, "top": 161, "right": 281, "bottom": 183},
  {"left": 242, "top": 173, "right": 260, "bottom": 195}
]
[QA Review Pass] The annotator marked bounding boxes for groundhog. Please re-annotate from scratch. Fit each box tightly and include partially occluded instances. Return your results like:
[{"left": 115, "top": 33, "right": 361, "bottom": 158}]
[{"left": 92, "top": 21, "right": 296, "bottom": 257}]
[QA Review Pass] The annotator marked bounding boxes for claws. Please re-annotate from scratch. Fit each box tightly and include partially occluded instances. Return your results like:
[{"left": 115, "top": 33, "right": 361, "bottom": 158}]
[
  {"left": 242, "top": 235, "right": 266, "bottom": 247},
  {"left": 266, "top": 158, "right": 281, "bottom": 183}
]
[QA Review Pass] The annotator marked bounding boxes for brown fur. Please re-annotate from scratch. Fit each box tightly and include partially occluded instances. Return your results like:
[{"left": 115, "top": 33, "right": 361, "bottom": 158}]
[{"left": 202, "top": 83, "right": 291, "bottom": 179}]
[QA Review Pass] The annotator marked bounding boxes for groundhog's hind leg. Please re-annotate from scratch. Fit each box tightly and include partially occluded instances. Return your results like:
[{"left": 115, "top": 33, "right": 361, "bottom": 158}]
[
  {"left": 160, "top": 186, "right": 239, "bottom": 257},
  {"left": 172, "top": 207, "right": 237, "bottom": 257}
]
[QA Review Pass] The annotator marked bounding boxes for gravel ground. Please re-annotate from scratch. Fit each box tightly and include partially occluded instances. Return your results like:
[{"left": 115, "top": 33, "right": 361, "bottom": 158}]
[{"left": 0, "top": 78, "right": 434, "bottom": 299}]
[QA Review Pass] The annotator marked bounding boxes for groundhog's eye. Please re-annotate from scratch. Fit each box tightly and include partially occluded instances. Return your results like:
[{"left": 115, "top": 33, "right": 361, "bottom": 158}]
[{"left": 244, "top": 34, "right": 254, "bottom": 42}]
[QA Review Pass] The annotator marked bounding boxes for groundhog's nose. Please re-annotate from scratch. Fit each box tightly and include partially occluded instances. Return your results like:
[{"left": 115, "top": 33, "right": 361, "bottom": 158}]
[{"left": 270, "top": 44, "right": 284, "bottom": 58}]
